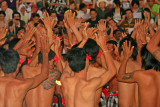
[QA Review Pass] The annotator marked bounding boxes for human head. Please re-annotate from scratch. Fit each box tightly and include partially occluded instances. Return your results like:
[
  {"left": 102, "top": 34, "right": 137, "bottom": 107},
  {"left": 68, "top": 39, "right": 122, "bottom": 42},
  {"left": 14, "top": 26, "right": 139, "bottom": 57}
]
[
  {"left": 31, "top": 4, "right": 38, "bottom": 13},
  {"left": 0, "top": 10, "right": 5, "bottom": 21},
  {"left": 8, "top": 38, "right": 20, "bottom": 49},
  {"left": 49, "top": 10, "right": 57, "bottom": 20},
  {"left": 69, "top": 1, "right": 75, "bottom": 10},
  {"left": 141, "top": 44, "right": 160, "bottom": 71},
  {"left": 108, "top": 19, "right": 117, "bottom": 27},
  {"left": 113, "top": 0, "right": 121, "bottom": 8},
  {"left": 18, "top": 4, "right": 26, "bottom": 14},
  {"left": 84, "top": 39, "right": 99, "bottom": 63},
  {"left": 12, "top": 11, "right": 20, "bottom": 20},
  {"left": 131, "top": 0, "right": 139, "bottom": 9},
  {"left": 147, "top": 0, "right": 154, "bottom": 7},
  {"left": 90, "top": 9, "right": 97, "bottom": 19},
  {"left": 0, "top": 49, "right": 20, "bottom": 74},
  {"left": 125, "top": 9, "right": 133, "bottom": 20},
  {"left": 17, "top": 27, "right": 25, "bottom": 38},
  {"left": 79, "top": 3, "right": 87, "bottom": 13},
  {"left": 38, "top": 50, "right": 56, "bottom": 64},
  {"left": 97, "top": 0, "right": 108, "bottom": 8},
  {"left": 143, "top": 8, "right": 151, "bottom": 19},
  {"left": 113, "top": 30, "right": 123, "bottom": 41},
  {"left": 1, "top": 1, "right": 8, "bottom": 11},
  {"left": 119, "top": 36, "right": 138, "bottom": 60},
  {"left": 106, "top": 40, "right": 118, "bottom": 53},
  {"left": 67, "top": 47, "right": 86, "bottom": 73},
  {"left": 32, "top": 13, "right": 40, "bottom": 24}
]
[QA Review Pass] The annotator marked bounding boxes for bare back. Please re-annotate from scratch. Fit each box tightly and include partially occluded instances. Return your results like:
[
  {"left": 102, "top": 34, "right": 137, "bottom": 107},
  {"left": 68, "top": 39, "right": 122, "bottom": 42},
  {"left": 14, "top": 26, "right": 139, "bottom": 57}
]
[
  {"left": 0, "top": 77, "right": 29, "bottom": 107},
  {"left": 23, "top": 65, "right": 61, "bottom": 107},
  {"left": 138, "top": 70, "right": 160, "bottom": 107},
  {"left": 115, "top": 60, "right": 141, "bottom": 107},
  {"left": 87, "top": 65, "right": 106, "bottom": 107}
]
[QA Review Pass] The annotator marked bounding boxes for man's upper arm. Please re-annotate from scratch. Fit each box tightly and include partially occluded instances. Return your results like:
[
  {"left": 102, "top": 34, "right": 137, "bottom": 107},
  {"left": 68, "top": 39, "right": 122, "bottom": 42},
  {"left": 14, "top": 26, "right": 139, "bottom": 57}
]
[{"left": 117, "top": 70, "right": 143, "bottom": 83}]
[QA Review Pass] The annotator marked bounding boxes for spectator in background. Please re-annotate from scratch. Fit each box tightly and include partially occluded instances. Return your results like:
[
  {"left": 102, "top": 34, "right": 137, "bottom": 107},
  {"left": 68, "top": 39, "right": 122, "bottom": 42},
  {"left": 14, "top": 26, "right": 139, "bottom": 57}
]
[
  {"left": 77, "top": 3, "right": 90, "bottom": 21},
  {"left": 29, "top": 4, "right": 43, "bottom": 21},
  {"left": 110, "top": 0, "right": 125, "bottom": 25},
  {"left": 86, "top": 9, "right": 99, "bottom": 27},
  {"left": 64, "top": 1, "right": 78, "bottom": 18},
  {"left": 0, "top": 10, "right": 8, "bottom": 27},
  {"left": 18, "top": 4, "right": 29, "bottom": 24},
  {"left": 121, "top": 9, "right": 135, "bottom": 34},
  {"left": 0, "top": 1, "right": 13, "bottom": 21},
  {"left": 145, "top": 0, "right": 159, "bottom": 19},
  {"left": 68, "top": 0, "right": 81, "bottom": 10},
  {"left": 120, "top": 0, "right": 131, "bottom": 10},
  {"left": 132, "top": 0, "right": 143, "bottom": 19},
  {"left": 107, "top": 0, "right": 113, "bottom": 9},
  {"left": 9, "top": 11, "right": 25, "bottom": 36},
  {"left": 16, "top": 27, "right": 26, "bottom": 39},
  {"left": 113, "top": 29, "right": 123, "bottom": 42},
  {"left": 29, "top": 13, "right": 40, "bottom": 26},
  {"left": 82, "top": 0, "right": 96, "bottom": 9},
  {"left": 49, "top": 10, "right": 58, "bottom": 21},
  {"left": 0, "top": 0, "right": 3, "bottom": 7},
  {"left": 96, "top": 0, "right": 109, "bottom": 19}
]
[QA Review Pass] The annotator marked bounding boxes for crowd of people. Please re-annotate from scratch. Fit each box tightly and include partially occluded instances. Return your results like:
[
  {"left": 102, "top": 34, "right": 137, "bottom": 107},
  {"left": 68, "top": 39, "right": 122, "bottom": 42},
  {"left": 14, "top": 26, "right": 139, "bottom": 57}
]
[{"left": 0, "top": 0, "right": 160, "bottom": 107}]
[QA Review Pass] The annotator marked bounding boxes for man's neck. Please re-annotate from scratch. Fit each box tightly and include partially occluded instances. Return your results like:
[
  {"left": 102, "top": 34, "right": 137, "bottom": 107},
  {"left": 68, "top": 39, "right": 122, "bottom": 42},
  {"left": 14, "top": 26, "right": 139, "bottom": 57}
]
[
  {"left": 5, "top": 73, "right": 16, "bottom": 78},
  {"left": 100, "top": 7, "right": 105, "bottom": 11},
  {"left": 75, "top": 69, "right": 87, "bottom": 80},
  {"left": 128, "top": 18, "right": 133, "bottom": 22}
]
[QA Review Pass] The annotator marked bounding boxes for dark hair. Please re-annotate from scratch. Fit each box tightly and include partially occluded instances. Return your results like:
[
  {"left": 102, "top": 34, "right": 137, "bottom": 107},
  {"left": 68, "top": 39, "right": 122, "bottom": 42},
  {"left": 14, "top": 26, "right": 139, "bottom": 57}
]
[
  {"left": 38, "top": 49, "right": 56, "bottom": 64},
  {"left": 125, "top": 9, "right": 133, "bottom": 13},
  {"left": 32, "top": 13, "right": 40, "bottom": 18},
  {"left": 107, "top": 40, "right": 118, "bottom": 46},
  {"left": 67, "top": 47, "right": 86, "bottom": 73},
  {"left": 113, "top": 0, "right": 121, "bottom": 7},
  {"left": 79, "top": 3, "right": 87, "bottom": 10},
  {"left": 119, "top": 36, "right": 138, "bottom": 60},
  {"left": 90, "top": 8, "right": 97, "bottom": 13},
  {"left": 0, "top": 10, "right": 6, "bottom": 17},
  {"left": 9, "top": 38, "right": 20, "bottom": 49},
  {"left": 17, "top": 27, "right": 26, "bottom": 34},
  {"left": 48, "top": 10, "right": 57, "bottom": 16},
  {"left": 12, "top": 11, "right": 21, "bottom": 18},
  {"left": 0, "top": 49, "right": 20, "bottom": 74},
  {"left": 131, "top": 0, "right": 139, "bottom": 7},
  {"left": 144, "top": 8, "right": 151, "bottom": 13},
  {"left": 141, "top": 44, "right": 160, "bottom": 71},
  {"left": 84, "top": 39, "right": 99, "bottom": 63},
  {"left": 113, "top": 29, "right": 121, "bottom": 35},
  {"left": 69, "top": 1, "right": 75, "bottom": 5}
]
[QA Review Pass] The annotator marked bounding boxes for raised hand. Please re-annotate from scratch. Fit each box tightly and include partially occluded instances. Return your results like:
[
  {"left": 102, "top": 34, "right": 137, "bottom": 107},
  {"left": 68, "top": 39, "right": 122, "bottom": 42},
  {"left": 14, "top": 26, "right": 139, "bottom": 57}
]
[
  {"left": 40, "top": 35, "right": 51, "bottom": 54},
  {"left": 54, "top": 36, "right": 61, "bottom": 52},
  {"left": 97, "top": 20, "right": 107, "bottom": 32},
  {"left": 66, "top": 10, "right": 75, "bottom": 27},
  {"left": 0, "top": 25, "right": 8, "bottom": 40},
  {"left": 122, "top": 41, "right": 134, "bottom": 60},
  {"left": 82, "top": 22, "right": 89, "bottom": 41},
  {"left": 95, "top": 31, "right": 107, "bottom": 50}
]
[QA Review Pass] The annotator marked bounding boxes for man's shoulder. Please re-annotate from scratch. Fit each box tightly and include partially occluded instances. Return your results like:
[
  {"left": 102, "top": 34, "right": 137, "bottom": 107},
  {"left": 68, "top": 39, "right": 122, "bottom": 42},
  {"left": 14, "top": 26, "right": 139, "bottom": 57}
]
[{"left": 6, "top": 8, "right": 13, "bottom": 12}]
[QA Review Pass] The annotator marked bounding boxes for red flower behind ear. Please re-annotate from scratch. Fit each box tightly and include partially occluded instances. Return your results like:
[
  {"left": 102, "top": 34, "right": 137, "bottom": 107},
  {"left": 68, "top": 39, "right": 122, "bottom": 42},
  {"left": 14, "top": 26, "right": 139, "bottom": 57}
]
[
  {"left": 28, "top": 59, "right": 31, "bottom": 64},
  {"left": 53, "top": 55, "right": 59, "bottom": 63},
  {"left": 86, "top": 54, "right": 92, "bottom": 60},
  {"left": 19, "top": 58, "right": 24, "bottom": 64},
  {"left": 97, "top": 50, "right": 101, "bottom": 58}
]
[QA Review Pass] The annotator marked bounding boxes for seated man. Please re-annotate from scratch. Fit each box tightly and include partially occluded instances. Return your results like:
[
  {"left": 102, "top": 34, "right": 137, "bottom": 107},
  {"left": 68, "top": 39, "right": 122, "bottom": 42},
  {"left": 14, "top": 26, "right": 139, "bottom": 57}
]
[
  {"left": 0, "top": 35, "right": 50, "bottom": 107},
  {"left": 61, "top": 33, "right": 116, "bottom": 107},
  {"left": 117, "top": 41, "right": 160, "bottom": 107}
]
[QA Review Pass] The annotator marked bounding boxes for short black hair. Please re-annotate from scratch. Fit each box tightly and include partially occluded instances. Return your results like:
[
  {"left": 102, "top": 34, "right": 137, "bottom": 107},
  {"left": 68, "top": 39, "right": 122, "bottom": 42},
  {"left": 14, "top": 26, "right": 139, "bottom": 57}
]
[
  {"left": 131, "top": 0, "right": 139, "bottom": 7},
  {"left": 67, "top": 47, "right": 86, "bottom": 73},
  {"left": 48, "top": 9, "right": 57, "bottom": 16},
  {"left": 12, "top": 11, "right": 21, "bottom": 18},
  {"left": 141, "top": 44, "right": 160, "bottom": 71},
  {"left": 113, "top": 0, "right": 121, "bottom": 7},
  {"left": 17, "top": 27, "right": 26, "bottom": 34},
  {"left": 0, "top": 10, "right": 6, "bottom": 17},
  {"left": 125, "top": 9, "right": 133, "bottom": 13},
  {"left": 69, "top": 1, "right": 75, "bottom": 5},
  {"left": 0, "top": 49, "right": 20, "bottom": 74},
  {"left": 38, "top": 49, "right": 56, "bottom": 64},
  {"left": 79, "top": 3, "right": 87, "bottom": 10},
  {"left": 84, "top": 39, "right": 99, "bottom": 63},
  {"left": 90, "top": 8, "right": 97, "bottom": 13},
  {"left": 144, "top": 8, "right": 150, "bottom": 13},
  {"left": 32, "top": 13, "right": 40, "bottom": 18},
  {"left": 119, "top": 36, "right": 138, "bottom": 60},
  {"left": 9, "top": 38, "right": 20, "bottom": 49},
  {"left": 107, "top": 40, "right": 118, "bottom": 46}
]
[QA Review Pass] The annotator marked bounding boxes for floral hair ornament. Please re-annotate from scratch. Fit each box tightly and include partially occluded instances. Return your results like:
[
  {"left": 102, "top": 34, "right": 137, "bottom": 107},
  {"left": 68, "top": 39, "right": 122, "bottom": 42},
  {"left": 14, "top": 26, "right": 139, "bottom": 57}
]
[
  {"left": 53, "top": 55, "right": 59, "bottom": 63},
  {"left": 86, "top": 54, "right": 92, "bottom": 60},
  {"left": 19, "top": 58, "right": 24, "bottom": 64},
  {"left": 97, "top": 50, "right": 102, "bottom": 58}
]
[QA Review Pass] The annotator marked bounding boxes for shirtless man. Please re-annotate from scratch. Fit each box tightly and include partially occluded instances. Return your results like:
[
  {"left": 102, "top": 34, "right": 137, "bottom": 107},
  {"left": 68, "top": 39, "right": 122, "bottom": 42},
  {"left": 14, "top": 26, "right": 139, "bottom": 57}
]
[
  {"left": 118, "top": 36, "right": 141, "bottom": 107},
  {"left": 117, "top": 41, "right": 160, "bottom": 107},
  {"left": 61, "top": 33, "right": 116, "bottom": 107},
  {"left": 23, "top": 37, "right": 62, "bottom": 107},
  {"left": 0, "top": 35, "right": 50, "bottom": 107}
]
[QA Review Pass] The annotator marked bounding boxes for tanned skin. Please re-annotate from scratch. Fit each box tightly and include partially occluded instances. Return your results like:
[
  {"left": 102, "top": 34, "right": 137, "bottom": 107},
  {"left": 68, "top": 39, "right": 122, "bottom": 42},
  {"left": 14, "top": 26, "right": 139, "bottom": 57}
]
[
  {"left": 117, "top": 41, "right": 160, "bottom": 107},
  {"left": 0, "top": 35, "right": 50, "bottom": 107}
]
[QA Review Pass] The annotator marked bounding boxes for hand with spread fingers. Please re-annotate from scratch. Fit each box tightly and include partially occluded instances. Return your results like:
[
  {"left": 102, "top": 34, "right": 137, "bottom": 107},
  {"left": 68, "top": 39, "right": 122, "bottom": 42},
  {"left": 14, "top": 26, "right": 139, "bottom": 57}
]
[
  {"left": 122, "top": 41, "right": 134, "bottom": 60},
  {"left": 0, "top": 25, "right": 8, "bottom": 41}
]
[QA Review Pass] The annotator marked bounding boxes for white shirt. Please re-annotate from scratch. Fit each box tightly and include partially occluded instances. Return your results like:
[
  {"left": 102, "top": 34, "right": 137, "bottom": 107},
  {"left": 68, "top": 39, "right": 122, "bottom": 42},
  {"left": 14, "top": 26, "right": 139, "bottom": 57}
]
[
  {"left": 77, "top": 9, "right": 90, "bottom": 19},
  {"left": 0, "top": 8, "right": 13, "bottom": 21}
]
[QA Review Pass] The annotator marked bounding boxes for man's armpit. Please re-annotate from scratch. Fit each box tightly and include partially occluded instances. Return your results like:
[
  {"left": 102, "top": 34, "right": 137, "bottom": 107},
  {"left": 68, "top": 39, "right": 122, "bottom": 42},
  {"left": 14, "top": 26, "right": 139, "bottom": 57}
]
[
  {"left": 153, "top": 48, "right": 160, "bottom": 62},
  {"left": 41, "top": 69, "right": 61, "bottom": 90}
]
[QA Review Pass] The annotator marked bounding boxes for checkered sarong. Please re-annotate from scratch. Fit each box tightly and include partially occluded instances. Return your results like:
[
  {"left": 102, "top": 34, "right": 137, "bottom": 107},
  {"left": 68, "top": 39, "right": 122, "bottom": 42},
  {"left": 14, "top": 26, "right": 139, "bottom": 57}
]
[{"left": 106, "top": 91, "right": 118, "bottom": 107}]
